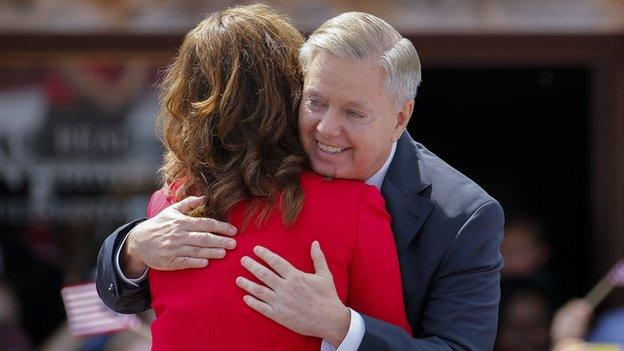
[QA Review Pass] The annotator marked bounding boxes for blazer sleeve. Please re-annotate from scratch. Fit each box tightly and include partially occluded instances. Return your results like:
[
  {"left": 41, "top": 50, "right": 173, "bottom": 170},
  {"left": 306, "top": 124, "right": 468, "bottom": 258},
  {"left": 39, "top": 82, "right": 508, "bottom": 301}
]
[
  {"left": 359, "top": 200, "right": 505, "bottom": 351},
  {"left": 347, "top": 186, "right": 412, "bottom": 334},
  {"left": 95, "top": 217, "right": 151, "bottom": 313},
  {"left": 95, "top": 190, "right": 169, "bottom": 313}
]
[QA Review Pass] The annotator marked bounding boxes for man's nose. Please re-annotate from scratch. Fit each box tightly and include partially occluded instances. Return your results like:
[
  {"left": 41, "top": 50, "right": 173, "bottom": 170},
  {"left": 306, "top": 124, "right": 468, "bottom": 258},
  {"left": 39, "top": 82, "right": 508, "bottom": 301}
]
[{"left": 316, "top": 110, "right": 342, "bottom": 137}]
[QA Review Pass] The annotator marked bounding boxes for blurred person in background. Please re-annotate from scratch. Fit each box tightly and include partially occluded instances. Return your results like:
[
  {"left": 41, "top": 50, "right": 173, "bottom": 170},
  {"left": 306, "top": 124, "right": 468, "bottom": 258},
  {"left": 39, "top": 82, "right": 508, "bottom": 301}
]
[
  {"left": 0, "top": 227, "right": 65, "bottom": 347},
  {"left": 550, "top": 298, "right": 593, "bottom": 349},
  {"left": 497, "top": 216, "right": 568, "bottom": 351},
  {"left": 502, "top": 216, "right": 556, "bottom": 286},
  {"left": 102, "top": 330, "right": 150, "bottom": 351},
  {"left": 588, "top": 306, "right": 624, "bottom": 345},
  {"left": 551, "top": 298, "right": 624, "bottom": 350},
  {"left": 502, "top": 216, "right": 550, "bottom": 278},
  {"left": 496, "top": 279, "right": 553, "bottom": 351},
  {"left": 0, "top": 279, "right": 32, "bottom": 351},
  {"left": 501, "top": 215, "right": 559, "bottom": 308},
  {"left": 39, "top": 324, "right": 151, "bottom": 351}
]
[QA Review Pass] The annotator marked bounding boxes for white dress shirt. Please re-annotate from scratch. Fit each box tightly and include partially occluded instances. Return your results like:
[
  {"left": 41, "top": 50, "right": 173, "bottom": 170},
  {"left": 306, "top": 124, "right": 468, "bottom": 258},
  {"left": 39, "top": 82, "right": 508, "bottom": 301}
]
[
  {"left": 115, "top": 142, "right": 398, "bottom": 351},
  {"left": 115, "top": 233, "right": 148, "bottom": 287}
]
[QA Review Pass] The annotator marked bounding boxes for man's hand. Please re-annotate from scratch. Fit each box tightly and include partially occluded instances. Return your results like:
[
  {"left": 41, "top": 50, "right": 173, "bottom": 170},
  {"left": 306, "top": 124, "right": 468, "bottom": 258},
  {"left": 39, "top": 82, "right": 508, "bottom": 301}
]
[
  {"left": 236, "top": 241, "right": 350, "bottom": 347},
  {"left": 121, "top": 196, "right": 238, "bottom": 277}
]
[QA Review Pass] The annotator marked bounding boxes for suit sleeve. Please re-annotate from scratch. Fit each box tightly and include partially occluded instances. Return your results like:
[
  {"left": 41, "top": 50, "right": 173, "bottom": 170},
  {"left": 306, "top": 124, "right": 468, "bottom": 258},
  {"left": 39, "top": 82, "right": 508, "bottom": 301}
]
[
  {"left": 95, "top": 190, "right": 167, "bottom": 313},
  {"left": 95, "top": 217, "right": 151, "bottom": 313},
  {"left": 359, "top": 200, "right": 505, "bottom": 351},
  {"left": 347, "top": 187, "right": 412, "bottom": 334}
]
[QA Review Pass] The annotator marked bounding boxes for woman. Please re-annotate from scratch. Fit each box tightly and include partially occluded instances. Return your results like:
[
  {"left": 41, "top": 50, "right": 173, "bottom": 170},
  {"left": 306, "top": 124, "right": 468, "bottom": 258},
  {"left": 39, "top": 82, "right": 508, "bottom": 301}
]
[{"left": 147, "top": 4, "right": 410, "bottom": 350}]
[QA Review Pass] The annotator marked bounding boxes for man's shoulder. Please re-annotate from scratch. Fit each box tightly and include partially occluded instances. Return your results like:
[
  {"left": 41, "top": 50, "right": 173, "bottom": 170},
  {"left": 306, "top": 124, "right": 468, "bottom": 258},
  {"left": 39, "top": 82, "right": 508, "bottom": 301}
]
[
  {"left": 402, "top": 140, "right": 499, "bottom": 221},
  {"left": 422, "top": 143, "right": 494, "bottom": 200}
]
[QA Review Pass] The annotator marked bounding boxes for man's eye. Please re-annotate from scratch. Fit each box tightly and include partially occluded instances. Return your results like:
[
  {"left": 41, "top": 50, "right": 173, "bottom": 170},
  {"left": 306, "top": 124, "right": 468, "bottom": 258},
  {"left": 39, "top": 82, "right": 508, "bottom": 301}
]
[
  {"left": 346, "top": 110, "right": 365, "bottom": 119},
  {"left": 306, "top": 98, "right": 321, "bottom": 108}
]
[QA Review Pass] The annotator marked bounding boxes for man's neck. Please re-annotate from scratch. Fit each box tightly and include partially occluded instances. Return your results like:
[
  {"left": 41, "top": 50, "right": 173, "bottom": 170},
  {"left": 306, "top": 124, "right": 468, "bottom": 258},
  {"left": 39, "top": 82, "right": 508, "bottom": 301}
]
[{"left": 365, "top": 142, "right": 397, "bottom": 190}]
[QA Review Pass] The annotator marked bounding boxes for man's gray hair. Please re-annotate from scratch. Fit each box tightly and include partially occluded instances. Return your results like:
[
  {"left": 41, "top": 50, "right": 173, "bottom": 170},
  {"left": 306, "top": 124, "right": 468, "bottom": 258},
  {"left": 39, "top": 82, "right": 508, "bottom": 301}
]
[{"left": 300, "top": 12, "right": 421, "bottom": 105}]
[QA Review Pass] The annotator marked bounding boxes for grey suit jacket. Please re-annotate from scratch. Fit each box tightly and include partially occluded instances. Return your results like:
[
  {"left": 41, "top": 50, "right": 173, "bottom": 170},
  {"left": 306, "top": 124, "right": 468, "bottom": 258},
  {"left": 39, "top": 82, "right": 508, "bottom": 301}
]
[{"left": 96, "top": 131, "right": 504, "bottom": 351}]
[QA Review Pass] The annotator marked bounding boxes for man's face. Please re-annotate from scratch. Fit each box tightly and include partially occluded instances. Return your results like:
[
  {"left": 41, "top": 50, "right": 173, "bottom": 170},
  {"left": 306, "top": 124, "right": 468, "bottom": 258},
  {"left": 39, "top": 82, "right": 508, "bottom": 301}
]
[{"left": 298, "top": 51, "right": 411, "bottom": 181}]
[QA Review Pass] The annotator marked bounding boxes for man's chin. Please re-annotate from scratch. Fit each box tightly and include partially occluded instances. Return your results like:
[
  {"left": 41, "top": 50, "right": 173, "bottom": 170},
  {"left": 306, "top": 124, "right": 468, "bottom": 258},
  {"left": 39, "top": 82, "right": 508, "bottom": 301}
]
[
  {"left": 310, "top": 164, "right": 337, "bottom": 180},
  {"left": 311, "top": 164, "right": 363, "bottom": 181}
]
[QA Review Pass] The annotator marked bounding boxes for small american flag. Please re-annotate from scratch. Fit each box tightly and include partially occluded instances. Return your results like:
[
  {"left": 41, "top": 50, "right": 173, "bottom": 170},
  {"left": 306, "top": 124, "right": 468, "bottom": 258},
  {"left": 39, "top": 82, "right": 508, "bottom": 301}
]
[
  {"left": 607, "top": 259, "right": 624, "bottom": 287},
  {"left": 61, "top": 282, "right": 140, "bottom": 337}
]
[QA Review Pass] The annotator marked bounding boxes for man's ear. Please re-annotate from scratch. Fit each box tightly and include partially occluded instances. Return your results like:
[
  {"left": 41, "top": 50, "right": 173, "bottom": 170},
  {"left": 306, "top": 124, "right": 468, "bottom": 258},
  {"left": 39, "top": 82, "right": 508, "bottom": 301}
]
[{"left": 392, "top": 99, "right": 414, "bottom": 142}]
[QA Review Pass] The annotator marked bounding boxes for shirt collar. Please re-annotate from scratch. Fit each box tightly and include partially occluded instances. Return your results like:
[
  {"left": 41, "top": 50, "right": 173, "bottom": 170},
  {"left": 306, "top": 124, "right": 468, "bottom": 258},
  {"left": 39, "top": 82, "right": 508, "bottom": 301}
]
[{"left": 365, "top": 142, "right": 397, "bottom": 190}]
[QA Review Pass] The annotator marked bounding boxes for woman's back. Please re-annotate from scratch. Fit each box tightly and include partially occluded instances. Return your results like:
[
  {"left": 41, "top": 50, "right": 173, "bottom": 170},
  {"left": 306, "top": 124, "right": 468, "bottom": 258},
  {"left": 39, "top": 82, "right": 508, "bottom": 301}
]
[{"left": 148, "top": 172, "right": 411, "bottom": 350}]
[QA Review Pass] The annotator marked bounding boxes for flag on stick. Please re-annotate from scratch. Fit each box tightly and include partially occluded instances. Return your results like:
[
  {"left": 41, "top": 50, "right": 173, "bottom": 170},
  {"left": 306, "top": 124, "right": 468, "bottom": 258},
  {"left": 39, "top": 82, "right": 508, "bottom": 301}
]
[
  {"left": 584, "top": 258, "right": 624, "bottom": 308},
  {"left": 61, "top": 282, "right": 142, "bottom": 338},
  {"left": 606, "top": 259, "right": 624, "bottom": 287}
]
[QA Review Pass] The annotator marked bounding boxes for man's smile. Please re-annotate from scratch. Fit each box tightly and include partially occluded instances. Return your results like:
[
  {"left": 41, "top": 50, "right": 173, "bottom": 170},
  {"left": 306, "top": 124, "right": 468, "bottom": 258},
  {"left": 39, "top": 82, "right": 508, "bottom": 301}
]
[{"left": 317, "top": 140, "right": 350, "bottom": 154}]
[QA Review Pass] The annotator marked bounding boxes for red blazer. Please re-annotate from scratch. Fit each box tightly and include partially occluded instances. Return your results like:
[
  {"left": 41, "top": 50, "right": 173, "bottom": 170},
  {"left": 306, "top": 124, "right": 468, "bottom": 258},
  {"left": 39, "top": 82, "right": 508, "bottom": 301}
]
[{"left": 148, "top": 172, "right": 411, "bottom": 350}]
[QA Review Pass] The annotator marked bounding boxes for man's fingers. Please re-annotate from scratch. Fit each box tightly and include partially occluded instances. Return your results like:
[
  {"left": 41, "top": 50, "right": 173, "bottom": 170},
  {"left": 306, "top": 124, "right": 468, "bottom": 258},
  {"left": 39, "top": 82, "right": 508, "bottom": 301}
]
[
  {"left": 253, "top": 246, "right": 296, "bottom": 278},
  {"left": 311, "top": 241, "right": 331, "bottom": 276},
  {"left": 169, "top": 256, "right": 208, "bottom": 270},
  {"left": 183, "top": 232, "right": 237, "bottom": 249},
  {"left": 241, "top": 256, "right": 282, "bottom": 289},
  {"left": 242, "top": 295, "right": 275, "bottom": 320},
  {"left": 236, "top": 276, "right": 275, "bottom": 303},
  {"left": 169, "top": 197, "right": 237, "bottom": 236},
  {"left": 179, "top": 245, "right": 227, "bottom": 259},
  {"left": 171, "top": 196, "right": 205, "bottom": 214},
  {"left": 183, "top": 216, "right": 238, "bottom": 237}
]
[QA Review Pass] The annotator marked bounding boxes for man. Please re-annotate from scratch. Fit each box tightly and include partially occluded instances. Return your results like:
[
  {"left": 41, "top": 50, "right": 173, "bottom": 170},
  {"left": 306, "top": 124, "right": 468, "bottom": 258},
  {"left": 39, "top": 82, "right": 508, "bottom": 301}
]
[{"left": 97, "top": 11, "right": 504, "bottom": 351}]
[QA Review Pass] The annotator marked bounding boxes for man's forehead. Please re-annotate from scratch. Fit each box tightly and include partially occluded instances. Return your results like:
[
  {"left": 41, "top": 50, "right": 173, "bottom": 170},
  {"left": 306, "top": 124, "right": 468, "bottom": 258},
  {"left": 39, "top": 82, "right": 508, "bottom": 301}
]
[
  {"left": 303, "top": 84, "right": 371, "bottom": 109},
  {"left": 302, "top": 52, "right": 388, "bottom": 107}
]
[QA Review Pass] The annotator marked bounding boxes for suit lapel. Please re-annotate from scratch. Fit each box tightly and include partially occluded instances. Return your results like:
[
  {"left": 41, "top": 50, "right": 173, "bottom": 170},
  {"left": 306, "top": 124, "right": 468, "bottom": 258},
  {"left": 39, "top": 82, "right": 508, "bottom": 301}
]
[{"left": 381, "top": 132, "right": 433, "bottom": 251}]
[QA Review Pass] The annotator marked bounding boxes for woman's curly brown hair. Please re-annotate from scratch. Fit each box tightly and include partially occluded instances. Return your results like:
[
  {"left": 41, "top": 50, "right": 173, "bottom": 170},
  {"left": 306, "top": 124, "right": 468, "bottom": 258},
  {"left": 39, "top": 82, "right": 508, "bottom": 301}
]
[{"left": 158, "top": 4, "right": 308, "bottom": 228}]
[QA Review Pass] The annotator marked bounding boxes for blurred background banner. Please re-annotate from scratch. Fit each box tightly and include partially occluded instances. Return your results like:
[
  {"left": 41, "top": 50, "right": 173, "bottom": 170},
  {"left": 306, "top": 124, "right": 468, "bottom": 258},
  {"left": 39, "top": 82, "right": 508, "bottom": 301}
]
[
  {"left": 0, "top": 58, "right": 163, "bottom": 349},
  {"left": 0, "top": 1, "right": 623, "bottom": 350},
  {"left": 0, "top": 60, "right": 161, "bottom": 226}
]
